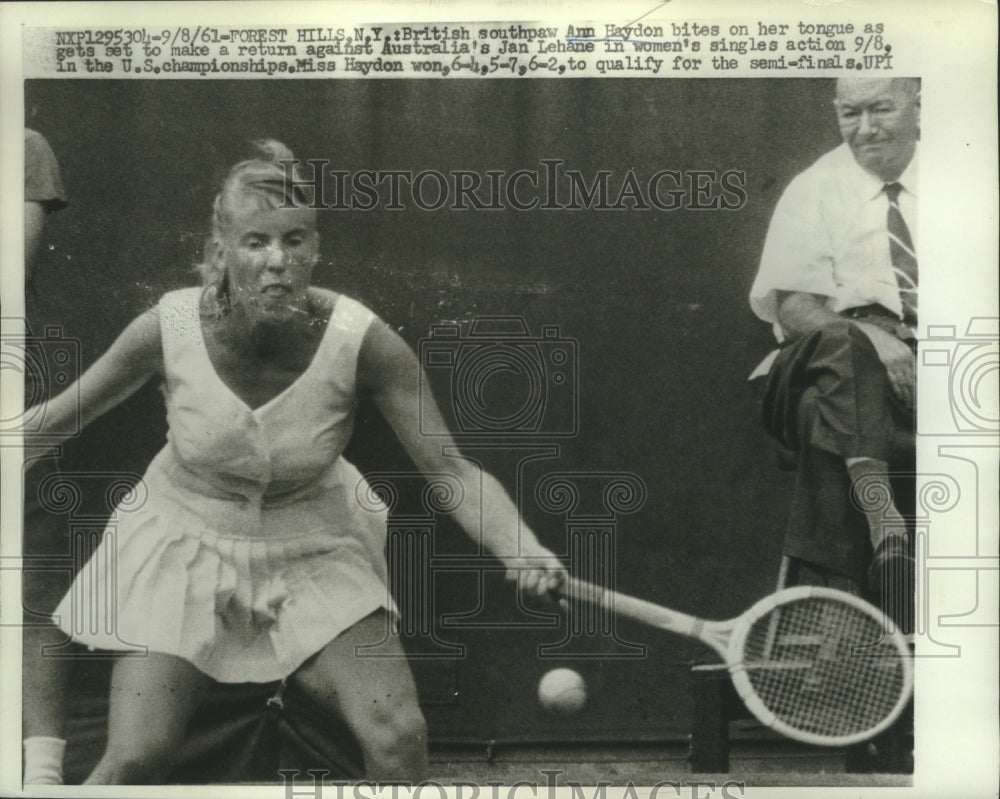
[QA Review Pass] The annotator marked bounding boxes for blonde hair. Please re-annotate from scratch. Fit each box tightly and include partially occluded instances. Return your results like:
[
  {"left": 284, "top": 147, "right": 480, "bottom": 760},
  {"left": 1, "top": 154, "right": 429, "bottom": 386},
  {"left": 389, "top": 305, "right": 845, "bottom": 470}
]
[{"left": 196, "top": 139, "right": 315, "bottom": 290}]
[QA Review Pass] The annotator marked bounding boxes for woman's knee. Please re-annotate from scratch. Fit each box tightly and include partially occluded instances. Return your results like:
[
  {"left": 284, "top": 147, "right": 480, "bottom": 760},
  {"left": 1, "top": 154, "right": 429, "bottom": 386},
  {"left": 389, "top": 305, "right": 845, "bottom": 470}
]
[
  {"left": 94, "top": 654, "right": 209, "bottom": 783},
  {"left": 90, "top": 737, "right": 176, "bottom": 784},
  {"left": 360, "top": 700, "right": 427, "bottom": 757},
  {"left": 293, "top": 619, "right": 428, "bottom": 776}
]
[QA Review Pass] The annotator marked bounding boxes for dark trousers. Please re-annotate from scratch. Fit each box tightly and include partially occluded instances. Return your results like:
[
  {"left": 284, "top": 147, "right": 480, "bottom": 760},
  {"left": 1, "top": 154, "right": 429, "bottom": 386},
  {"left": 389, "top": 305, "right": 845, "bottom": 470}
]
[{"left": 760, "top": 320, "right": 915, "bottom": 587}]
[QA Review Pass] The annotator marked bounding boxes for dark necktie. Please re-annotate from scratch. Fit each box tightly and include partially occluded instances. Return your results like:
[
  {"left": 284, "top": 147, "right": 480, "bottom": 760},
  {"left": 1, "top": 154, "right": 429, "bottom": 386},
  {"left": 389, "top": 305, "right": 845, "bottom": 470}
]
[{"left": 884, "top": 182, "right": 918, "bottom": 325}]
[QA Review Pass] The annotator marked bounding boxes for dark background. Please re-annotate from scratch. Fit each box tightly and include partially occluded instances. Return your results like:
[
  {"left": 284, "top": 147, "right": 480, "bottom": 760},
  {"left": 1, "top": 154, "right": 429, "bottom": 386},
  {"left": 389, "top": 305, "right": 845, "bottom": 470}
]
[{"left": 25, "top": 78, "right": 841, "bottom": 745}]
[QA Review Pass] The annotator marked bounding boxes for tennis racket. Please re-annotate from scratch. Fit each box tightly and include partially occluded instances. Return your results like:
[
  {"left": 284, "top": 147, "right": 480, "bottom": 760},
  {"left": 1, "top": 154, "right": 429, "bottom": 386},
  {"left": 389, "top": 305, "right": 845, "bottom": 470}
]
[{"left": 558, "top": 577, "right": 913, "bottom": 747}]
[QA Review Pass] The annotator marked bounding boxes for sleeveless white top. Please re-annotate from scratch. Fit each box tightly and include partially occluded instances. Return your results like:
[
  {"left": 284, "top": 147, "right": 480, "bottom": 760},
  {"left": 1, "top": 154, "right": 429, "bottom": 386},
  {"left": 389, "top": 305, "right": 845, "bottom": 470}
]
[{"left": 55, "top": 287, "right": 394, "bottom": 682}]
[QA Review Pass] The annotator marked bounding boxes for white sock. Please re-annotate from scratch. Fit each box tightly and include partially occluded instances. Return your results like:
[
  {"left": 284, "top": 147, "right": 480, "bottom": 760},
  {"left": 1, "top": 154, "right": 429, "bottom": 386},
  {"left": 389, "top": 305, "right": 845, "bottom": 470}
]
[
  {"left": 846, "top": 458, "right": 906, "bottom": 548},
  {"left": 23, "top": 736, "right": 66, "bottom": 785}
]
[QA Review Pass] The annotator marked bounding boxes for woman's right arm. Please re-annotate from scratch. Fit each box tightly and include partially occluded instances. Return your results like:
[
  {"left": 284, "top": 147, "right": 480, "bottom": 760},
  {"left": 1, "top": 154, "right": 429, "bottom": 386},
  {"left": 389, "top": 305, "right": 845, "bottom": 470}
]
[{"left": 24, "top": 308, "right": 163, "bottom": 458}]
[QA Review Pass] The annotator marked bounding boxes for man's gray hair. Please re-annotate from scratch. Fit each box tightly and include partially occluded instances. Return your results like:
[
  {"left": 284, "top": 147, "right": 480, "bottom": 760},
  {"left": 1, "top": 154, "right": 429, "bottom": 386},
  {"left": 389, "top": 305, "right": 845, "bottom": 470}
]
[{"left": 834, "top": 76, "right": 920, "bottom": 101}]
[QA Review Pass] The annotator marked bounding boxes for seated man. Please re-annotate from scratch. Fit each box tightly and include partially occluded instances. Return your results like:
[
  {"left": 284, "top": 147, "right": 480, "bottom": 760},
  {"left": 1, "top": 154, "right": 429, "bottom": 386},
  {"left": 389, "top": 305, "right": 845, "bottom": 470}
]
[{"left": 749, "top": 77, "right": 919, "bottom": 632}]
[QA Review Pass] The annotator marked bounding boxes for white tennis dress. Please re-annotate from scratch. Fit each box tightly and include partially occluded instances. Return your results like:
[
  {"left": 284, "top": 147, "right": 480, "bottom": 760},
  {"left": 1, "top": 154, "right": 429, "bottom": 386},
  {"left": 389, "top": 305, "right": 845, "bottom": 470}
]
[{"left": 54, "top": 287, "right": 394, "bottom": 682}]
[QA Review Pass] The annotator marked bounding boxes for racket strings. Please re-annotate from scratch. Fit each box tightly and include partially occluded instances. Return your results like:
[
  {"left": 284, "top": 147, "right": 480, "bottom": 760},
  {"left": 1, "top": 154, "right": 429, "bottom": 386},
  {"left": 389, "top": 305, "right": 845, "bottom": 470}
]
[{"left": 742, "top": 597, "right": 908, "bottom": 739}]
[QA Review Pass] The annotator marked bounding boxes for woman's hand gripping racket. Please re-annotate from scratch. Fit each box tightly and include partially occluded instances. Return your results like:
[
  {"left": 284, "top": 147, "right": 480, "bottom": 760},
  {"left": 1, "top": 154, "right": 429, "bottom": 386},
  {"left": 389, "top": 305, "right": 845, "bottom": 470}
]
[{"left": 557, "top": 577, "right": 913, "bottom": 747}]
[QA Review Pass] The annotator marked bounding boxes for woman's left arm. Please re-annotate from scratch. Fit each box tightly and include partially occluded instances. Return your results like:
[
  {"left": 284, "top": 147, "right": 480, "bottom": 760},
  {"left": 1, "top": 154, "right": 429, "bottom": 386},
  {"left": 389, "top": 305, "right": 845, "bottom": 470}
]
[{"left": 358, "top": 319, "right": 566, "bottom": 598}]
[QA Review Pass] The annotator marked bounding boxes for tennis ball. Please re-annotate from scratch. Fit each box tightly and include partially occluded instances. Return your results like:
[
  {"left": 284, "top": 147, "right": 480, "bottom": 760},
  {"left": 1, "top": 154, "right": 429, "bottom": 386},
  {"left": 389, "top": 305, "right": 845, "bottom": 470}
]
[{"left": 537, "top": 668, "right": 587, "bottom": 715}]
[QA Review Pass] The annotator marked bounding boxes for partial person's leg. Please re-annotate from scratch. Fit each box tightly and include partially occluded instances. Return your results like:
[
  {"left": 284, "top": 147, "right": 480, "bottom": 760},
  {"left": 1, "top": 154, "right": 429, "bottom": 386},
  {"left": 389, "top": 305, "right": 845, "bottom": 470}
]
[
  {"left": 22, "top": 456, "right": 73, "bottom": 785},
  {"left": 22, "top": 626, "right": 70, "bottom": 739},
  {"left": 762, "top": 322, "right": 914, "bottom": 586},
  {"left": 85, "top": 653, "right": 213, "bottom": 784},
  {"left": 22, "top": 605, "right": 72, "bottom": 785},
  {"left": 845, "top": 458, "right": 907, "bottom": 549},
  {"left": 800, "top": 324, "right": 913, "bottom": 549},
  {"left": 784, "top": 432, "right": 871, "bottom": 585},
  {"left": 291, "top": 611, "right": 428, "bottom": 781}
]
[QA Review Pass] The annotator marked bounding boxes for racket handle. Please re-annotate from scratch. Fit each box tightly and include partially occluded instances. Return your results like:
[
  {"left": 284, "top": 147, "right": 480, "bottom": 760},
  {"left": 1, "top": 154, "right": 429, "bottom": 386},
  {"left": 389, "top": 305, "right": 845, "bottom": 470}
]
[{"left": 558, "top": 576, "right": 700, "bottom": 638}]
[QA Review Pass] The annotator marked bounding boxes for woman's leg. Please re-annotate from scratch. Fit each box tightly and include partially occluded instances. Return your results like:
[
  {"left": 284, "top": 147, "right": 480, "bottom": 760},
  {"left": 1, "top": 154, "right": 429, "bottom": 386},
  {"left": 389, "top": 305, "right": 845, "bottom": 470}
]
[
  {"left": 291, "top": 611, "right": 428, "bottom": 781},
  {"left": 85, "top": 652, "right": 213, "bottom": 784}
]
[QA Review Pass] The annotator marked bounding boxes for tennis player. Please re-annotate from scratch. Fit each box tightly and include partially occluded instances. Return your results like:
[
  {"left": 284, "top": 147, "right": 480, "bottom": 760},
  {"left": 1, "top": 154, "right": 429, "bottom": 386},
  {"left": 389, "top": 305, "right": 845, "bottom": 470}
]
[{"left": 25, "top": 140, "right": 566, "bottom": 784}]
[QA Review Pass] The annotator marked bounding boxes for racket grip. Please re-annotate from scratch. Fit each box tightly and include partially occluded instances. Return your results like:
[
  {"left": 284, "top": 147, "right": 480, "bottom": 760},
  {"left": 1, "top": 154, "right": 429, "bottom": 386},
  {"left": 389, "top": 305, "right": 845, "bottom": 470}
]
[{"left": 557, "top": 576, "right": 700, "bottom": 637}]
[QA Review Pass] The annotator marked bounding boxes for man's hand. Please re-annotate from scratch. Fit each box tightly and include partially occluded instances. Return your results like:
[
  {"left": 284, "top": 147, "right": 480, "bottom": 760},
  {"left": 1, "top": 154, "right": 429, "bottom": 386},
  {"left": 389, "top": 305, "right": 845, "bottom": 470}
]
[
  {"left": 775, "top": 292, "right": 915, "bottom": 410},
  {"left": 854, "top": 321, "right": 916, "bottom": 411}
]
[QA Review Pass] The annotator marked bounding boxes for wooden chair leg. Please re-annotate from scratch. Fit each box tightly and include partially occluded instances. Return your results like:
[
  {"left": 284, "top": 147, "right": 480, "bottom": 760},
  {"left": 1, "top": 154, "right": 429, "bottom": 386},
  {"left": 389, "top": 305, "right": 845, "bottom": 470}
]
[
  {"left": 777, "top": 554, "right": 800, "bottom": 591},
  {"left": 688, "top": 555, "right": 799, "bottom": 773},
  {"left": 689, "top": 667, "right": 733, "bottom": 772}
]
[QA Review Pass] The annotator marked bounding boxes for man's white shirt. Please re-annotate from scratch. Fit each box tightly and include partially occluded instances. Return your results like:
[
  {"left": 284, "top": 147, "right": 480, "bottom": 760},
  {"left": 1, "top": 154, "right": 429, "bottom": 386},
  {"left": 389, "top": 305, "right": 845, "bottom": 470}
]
[{"left": 748, "top": 142, "right": 918, "bottom": 376}]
